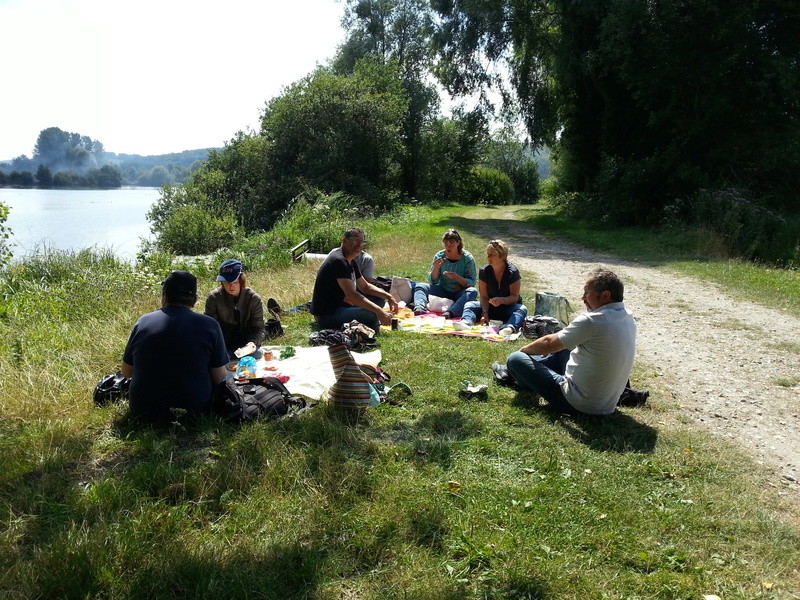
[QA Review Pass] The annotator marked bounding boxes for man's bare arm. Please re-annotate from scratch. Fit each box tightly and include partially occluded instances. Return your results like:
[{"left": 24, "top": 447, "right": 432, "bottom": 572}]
[
  {"left": 337, "top": 277, "right": 392, "bottom": 326},
  {"left": 209, "top": 366, "right": 227, "bottom": 385},
  {"left": 519, "top": 333, "right": 565, "bottom": 356},
  {"left": 120, "top": 361, "right": 134, "bottom": 378}
]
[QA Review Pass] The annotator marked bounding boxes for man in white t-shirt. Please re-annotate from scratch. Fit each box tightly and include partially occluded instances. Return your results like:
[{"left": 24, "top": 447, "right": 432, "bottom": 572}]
[{"left": 505, "top": 268, "right": 637, "bottom": 416}]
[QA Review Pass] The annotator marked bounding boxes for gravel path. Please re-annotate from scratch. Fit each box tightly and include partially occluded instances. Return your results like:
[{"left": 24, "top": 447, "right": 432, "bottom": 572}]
[{"left": 477, "top": 216, "right": 800, "bottom": 498}]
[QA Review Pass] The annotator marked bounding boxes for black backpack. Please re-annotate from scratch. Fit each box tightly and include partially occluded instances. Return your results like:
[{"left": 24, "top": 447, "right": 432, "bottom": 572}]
[
  {"left": 93, "top": 372, "right": 131, "bottom": 406},
  {"left": 213, "top": 376, "right": 306, "bottom": 422}
]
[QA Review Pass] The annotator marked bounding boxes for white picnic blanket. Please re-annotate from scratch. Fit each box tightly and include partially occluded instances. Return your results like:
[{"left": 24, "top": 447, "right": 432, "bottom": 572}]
[{"left": 256, "top": 345, "right": 382, "bottom": 400}]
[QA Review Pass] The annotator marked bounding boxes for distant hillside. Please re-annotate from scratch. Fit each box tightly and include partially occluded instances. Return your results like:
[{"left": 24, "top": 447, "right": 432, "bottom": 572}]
[
  {"left": 0, "top": 127, "right": 221, "bottom": 187},
  {"left": 104, "top": 148, "right": 218, "bottom": 170}
]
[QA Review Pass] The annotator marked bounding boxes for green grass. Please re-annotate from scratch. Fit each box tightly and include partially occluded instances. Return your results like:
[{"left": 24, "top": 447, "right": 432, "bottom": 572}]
[
  {"left": 0, "top": 207, "right": 799, "bottom": 599},
  {"left": 515, "top": 201, "right": 800, "bottom": 318}
]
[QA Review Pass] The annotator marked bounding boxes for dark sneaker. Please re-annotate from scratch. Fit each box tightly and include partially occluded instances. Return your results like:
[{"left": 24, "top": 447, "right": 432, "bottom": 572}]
[
  {"left": 618, "top": 388, "right": 650, "bottom": 407},
  {"left": 491, "top": 362, "right": 517, "bottom": 387},
  {"left": 267, "top": 298, "right": 283, "bottom": 318},
  {"left": 413, "top": 306, "right": 427, "bottom": 316},
  {"left": 442, "top": 311, "right": 452, "bottom": 320}
]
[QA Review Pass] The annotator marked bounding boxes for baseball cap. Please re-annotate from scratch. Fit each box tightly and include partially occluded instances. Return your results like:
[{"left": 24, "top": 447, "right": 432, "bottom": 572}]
[
  {"left": 217, "top": 259, "right": 243, "bottom": 283},
  {"left": 161, "top": 270, "right": 197, "bottom": 296}
]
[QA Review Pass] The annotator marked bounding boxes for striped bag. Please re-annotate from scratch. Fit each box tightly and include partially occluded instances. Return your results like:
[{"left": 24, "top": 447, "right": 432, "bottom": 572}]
[{"left": 326, "top": 344, "right": 373, "bottom": 412}]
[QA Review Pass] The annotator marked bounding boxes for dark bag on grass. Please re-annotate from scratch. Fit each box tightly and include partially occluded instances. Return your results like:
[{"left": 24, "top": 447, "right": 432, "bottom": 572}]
[
  {"left": 213, "top": 376, "right": 306, "bottom": 422},
  {"left": 309, "top": 329, "right": 352, "bottom": 348},
  {"left": 93, "top": 371, "right": 131, "bottom": 406},
  {"left": 264, "top": 318, "right": 284, "bottom": 340},
  {"left": 521, "top": 315, "right": 563, "bottom": 340}
]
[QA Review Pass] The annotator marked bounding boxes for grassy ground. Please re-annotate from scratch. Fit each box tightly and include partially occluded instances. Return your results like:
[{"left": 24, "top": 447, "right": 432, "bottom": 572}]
[
  {"left": 0, "top": 207, "right": 798, "bottom": 599},
  {"left": 516, "top": 202, "right": 800, "bottom": 318}
]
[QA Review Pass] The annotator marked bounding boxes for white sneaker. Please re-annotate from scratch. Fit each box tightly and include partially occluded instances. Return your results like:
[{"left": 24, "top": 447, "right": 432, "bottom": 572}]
[
  {"left": 499, "top": 326, "right": 515, "bottom": 336},
  {"left": 452, "top": 320, "right": 473, "bottom": 331}
]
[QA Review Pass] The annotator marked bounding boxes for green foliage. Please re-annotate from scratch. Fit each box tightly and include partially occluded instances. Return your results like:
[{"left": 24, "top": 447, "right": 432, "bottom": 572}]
[
  {"left": 433, "top": 0, "right": 800, "bottom": 223},
  {"left": 662, "top": 189, "right": 800, "bottom": 265},
  {"left": 147, "top": 170, "right": 230, "bottom": 235},
  {"left": 35, "top": 164, "right": 52, "bottom": 188},
  {"left": 0, "top": 202, "right": 12, "bottom": 265},
  {"left": 481, "top": 128, "right": 540, "bottom": 203},
  {"left": 463, "top": 166, "right": 514, "bottom": 205},
  {"left": 261, "top": 59, "right": 407, "bottom": 208},
  {"left": 33, "top": 126, "right": 103, "bottom": 170},
  {"left": 417, "top": 111, "right": 488, "bottom": 202},
  {"left": 155, "top": 203, "right": 242, "bottom": 255},
  {"left": 7, "top": 171, "right": 34, "bottom": 187}
]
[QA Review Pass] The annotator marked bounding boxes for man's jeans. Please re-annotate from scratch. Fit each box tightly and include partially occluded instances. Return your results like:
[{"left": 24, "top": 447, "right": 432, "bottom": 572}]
[
  {"left": 462, "top": 301, "right": 527, "bottom": 331},
  {"left": 317, "top": 306, "right": 380, "bottom": 331},
  {"left": 413, "top": 283, "right": 477, "bottom": 317},
  {"left": 506, "top": 349, "right": 583, "bottom": 416}
]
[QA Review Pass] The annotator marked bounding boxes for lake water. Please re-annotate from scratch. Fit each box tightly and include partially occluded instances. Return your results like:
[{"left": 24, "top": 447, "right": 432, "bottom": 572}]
[{"left": 0, "top": 187, "right": 160, "bottom": 261}]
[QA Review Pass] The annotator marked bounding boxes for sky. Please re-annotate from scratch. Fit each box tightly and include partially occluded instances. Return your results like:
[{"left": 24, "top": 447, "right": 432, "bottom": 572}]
[{"left": 0, "top": 0, "right": 347, "bottom": 160}]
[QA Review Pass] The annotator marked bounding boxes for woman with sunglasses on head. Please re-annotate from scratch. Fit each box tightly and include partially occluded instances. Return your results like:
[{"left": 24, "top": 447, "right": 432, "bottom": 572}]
[
  {"left": 412, "top": 229, "right": 478, "bottom": 319},
  {"left": 456, "top": 239, "right": 528, "bottom": 336},
  {"left": 204, "top": 259, "right": 266, "bottom": 361}
]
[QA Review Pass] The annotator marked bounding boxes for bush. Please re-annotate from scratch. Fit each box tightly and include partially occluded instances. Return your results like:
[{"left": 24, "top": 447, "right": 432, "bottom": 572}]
[
  {"left": 157, "top": 204, "right": 242, "bottom": 255},
  {"left": 463, "top": 166, "right": 514, "bottom": 205},
  {"left": 662, "top": 188, "right": 800, "bottom": 265}
]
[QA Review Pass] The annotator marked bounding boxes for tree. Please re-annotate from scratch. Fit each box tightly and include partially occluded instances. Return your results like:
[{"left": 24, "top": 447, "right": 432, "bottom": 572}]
[
  {"left": 481, "top": 127, "right": 540, "bottom": 203},
  {"left": 94, "top": 165, "right": 123, "bottom": 188},
  {"left": 432, "top": 0, "right": 800, "bottom": 222},
  {"left": 417, "top": 109, "right": 488, "bottom": 202},
  {"left": 334, "top": 0, "right": 440, "bottom": 199},
  {"left": 36, "top": 164, "right": 53, "bottom": 188},
  {"left": 8, "top": 171, "right": 34, "bottom": 187},
  {"left": 261, "top": 59, "right": 407, "bottom": 208}
]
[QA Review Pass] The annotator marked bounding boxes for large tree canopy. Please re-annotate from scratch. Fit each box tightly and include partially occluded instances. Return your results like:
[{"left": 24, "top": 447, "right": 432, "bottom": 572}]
[{"left": 433, "top": 0, "right": 800, "bottom": 222}]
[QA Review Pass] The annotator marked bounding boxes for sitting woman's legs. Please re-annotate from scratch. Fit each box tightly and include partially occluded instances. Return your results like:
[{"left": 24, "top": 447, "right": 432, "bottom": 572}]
[
  {"left": 412, "top": 283, "right": 432, "bottom": 312},
  {"left": 490, "top": 303, "right": 528, "bottom": 332},
  {"left": 461, "top": 300, "right": 481, "bottom": 325},
  {"left": 448, "top": 286, "right": 478, "bottom": 317}
]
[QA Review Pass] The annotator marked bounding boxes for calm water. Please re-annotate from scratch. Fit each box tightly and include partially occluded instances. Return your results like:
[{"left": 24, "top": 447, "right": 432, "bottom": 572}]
[{"left": 0, "top": 187, "right": 160, "bottom": 261}]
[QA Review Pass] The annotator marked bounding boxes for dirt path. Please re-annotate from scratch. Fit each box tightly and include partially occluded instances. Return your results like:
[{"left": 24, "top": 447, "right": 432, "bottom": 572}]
[{"left": 476, "top": 215, "right": 800, "bottom": 499}]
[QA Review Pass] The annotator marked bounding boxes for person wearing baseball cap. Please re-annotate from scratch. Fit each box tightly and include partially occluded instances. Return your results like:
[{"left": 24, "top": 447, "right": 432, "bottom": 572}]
[
  {"left": 121, "top": 270, "right": 228, "bottom": 422},
  {"left": 204, "top": 259, "right": 267, "bottom": 360}
]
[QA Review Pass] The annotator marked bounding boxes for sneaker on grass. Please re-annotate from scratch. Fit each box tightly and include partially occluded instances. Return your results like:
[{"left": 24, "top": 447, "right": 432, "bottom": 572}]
[{"left": 452, "top": 320, "right": 473, "bottom": 331}]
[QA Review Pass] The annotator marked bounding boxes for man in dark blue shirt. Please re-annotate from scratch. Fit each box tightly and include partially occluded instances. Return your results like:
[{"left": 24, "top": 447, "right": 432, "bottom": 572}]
[{"left": 121, "top": 270, "right": 229, "bottom": 422}]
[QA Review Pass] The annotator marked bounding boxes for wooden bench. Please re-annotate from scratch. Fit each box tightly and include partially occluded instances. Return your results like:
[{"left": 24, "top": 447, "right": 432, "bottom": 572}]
[{"left": 290, "top": 239, "right": 309, "bottom": 263}]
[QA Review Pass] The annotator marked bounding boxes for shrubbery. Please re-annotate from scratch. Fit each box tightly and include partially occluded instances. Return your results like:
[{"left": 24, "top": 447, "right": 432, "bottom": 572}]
[
  {"left": 662, "top": 189, "right": 800, "bottom": 266},
  {"left": 155, "top": 204, "right": 242, "bottom": 255},
  {"left": 463, "top": 166, "right": 514, "bottom": 205}
]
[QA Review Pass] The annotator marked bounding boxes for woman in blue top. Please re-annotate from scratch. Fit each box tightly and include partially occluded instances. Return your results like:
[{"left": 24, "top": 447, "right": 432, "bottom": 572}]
[
  {"left": 458, "top": 239, "right": 528, "bottom": 335},
  {"left": 413, "top": 229, "right": 478, "bottom": 318}
]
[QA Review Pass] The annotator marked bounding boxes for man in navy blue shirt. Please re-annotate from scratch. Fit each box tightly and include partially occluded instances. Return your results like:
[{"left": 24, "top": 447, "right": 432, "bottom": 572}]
[{"left": 121, "top": 270, "right": 229, "bottom": 422}]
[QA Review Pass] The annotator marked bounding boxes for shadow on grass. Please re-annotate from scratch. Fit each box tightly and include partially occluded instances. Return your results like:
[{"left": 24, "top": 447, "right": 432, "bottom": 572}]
[
  {"left": 0, "top": 406, "right": 377, "bottom": 597},
  {"left": 384, "top": 409, "right": 482, "bottom": 470},
  {"left": 512, "top": 391, "right": 657, "bottom": 454}
]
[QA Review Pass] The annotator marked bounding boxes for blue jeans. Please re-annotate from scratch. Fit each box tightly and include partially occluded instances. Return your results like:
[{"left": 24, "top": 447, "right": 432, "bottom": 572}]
[
  {"left": 317, "top": 306, "right": 380, "bottom": 331},
  {"left": 506, "top": 349, "right": 583, "bottom": 416},
  {"left": 413, "top": 283, "right": 477, "bottom": 317},
  {"left": 462, "top": 301, "right": 527, "bottom": 331}
]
